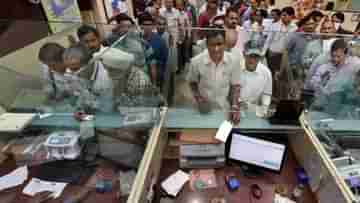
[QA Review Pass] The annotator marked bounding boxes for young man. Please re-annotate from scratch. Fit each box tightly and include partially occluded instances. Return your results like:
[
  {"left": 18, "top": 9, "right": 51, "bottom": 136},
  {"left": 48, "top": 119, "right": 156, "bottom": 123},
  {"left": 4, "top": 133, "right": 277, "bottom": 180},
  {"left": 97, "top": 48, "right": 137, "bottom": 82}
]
[
  {"left": 263, "top": 6, "right": 297, "bottom": 74},
  {"left": 187, "top": 27, "right": 241, "bottom": 124},
  {"left": 225, "top": 7, "right": 240, "bottom": 30},
  {"left": 332, "top": 12, "right": 353, "bottom": 35},
  {"left": 241, "top": 0, "right": 260, "bottom": 23},
  {"left": 239, "top": 41, "right": 272, "bottom": 115},
  {"left": 303, "top": 18, "right": 337, "bottom": 88},
  {"left": 197, "top": 0, "right": 219, "bottom": 39},
  {"left": 77, "top": 25, "right": 105, "bottom": 55},
  {"left": 104, "top": 13, "right": 147, "bottom": 71},
  {"left": 286, "top": 13, "right": 317, "bottom": 81},
  {"left": 263, "top": 6, "right": 297, "bottom": 99},
  {"left": 310, "top": 39, "right": 360, "bottom": 95},
  {"left": 103, "top": 13, "right": 135, "bottom": 46},
  {"left": 139, "top": 14, "right": 169, "bottom": 87},
  {"left": 160, "top": 0, "right": 181, "bottom": 46},
  {"left": 270, "top": 8, "right": 281, "bottom": 23}
]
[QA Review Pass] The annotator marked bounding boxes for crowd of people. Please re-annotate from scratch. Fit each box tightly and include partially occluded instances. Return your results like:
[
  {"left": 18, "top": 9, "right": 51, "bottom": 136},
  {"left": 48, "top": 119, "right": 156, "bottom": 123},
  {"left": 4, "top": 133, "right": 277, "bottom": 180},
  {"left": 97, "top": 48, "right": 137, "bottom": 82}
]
[{"left": 37, "top": 0, "right": 360, "bottom": 122}]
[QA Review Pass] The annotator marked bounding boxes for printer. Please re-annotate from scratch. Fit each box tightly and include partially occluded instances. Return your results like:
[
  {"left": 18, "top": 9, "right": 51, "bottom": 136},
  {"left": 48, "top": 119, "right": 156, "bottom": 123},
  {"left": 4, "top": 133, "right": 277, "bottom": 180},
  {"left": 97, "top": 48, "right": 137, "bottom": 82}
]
[{"left": 179, "top": 144, "right": 225, "bottom": 169}]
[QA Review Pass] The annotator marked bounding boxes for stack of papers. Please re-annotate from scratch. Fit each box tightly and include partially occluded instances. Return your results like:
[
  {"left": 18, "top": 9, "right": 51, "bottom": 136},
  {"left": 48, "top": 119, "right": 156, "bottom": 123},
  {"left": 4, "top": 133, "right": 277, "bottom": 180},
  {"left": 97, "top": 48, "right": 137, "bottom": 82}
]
[
  {"left": 0, "top": 166, "right": 28, "bottom": 191},
  {"left": 161, "top": 170, "right": 189, "bottom": 196},
  {"left": 23, "top": 178, "right": 67, "bottom": 198}
]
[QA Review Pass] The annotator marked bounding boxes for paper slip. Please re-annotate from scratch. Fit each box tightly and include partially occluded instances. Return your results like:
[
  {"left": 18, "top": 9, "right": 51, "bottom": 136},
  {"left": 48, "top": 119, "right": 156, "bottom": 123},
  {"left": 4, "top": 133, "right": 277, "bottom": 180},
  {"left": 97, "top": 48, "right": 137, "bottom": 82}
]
[
  {"left": 274, "top": 194, "right": 296, "bottom": 203},
  {"left": 23, "top": 178, "right": 67, "bottom": 199},
  {"left": 161, "top": 170, "right": 189, "bottom": 196},
  {"left": 215, "top": 120, "right": 233, "bottom": 142},
  {"left": 0, "top": 166, "right": 28, "bottom": 191}
]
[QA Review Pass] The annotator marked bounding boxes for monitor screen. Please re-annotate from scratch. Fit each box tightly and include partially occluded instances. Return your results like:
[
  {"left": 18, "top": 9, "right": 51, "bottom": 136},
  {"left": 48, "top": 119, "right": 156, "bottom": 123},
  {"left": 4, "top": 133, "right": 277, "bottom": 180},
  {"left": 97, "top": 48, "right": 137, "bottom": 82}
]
[{"left": 227, "top": 133, "right": 287, "bottom": 173}]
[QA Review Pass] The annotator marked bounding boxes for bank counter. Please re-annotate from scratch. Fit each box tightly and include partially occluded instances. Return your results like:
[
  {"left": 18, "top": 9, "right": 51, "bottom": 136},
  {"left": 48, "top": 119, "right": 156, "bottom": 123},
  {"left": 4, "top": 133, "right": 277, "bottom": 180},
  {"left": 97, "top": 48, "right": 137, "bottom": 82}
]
[
  {"left": 129, "top": 104, "right": 337, "bottom": 203},
  {"left": 0, "top": 21, "right": 357, "bottom": 203},
  {"left": 298, "top": 93, "right": 360, "bottom": 203},
  {"left": 0, "top": 21, "right": 166, "bottom": 203},
  {"left": 0, "top": 67, "right": 164, "bottom": 203}
]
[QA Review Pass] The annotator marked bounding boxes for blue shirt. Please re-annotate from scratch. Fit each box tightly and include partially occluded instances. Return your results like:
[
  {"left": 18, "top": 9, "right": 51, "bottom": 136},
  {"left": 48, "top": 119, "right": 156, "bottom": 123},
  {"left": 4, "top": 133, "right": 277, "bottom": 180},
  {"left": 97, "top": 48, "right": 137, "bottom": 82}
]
[{"left": 146, "top": 33, "right": 169, "bottom": 81}]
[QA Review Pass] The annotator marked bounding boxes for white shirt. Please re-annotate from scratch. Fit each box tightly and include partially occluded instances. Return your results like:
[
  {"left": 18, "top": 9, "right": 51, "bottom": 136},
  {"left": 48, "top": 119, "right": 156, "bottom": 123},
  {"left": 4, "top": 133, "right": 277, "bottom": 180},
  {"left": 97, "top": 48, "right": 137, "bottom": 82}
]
[
  {"left": 159, "top": 7, "right": 180, "bottom": 44},
  {"left": 235, "top": 27, "right": 249, "bottom": 54},
  {"left": 41, "top": 63, "right": 51, "bottom": 82},
  {"left": 263, "top": 21, "right": 298, "bottom": 53},
  {"left": 187, "top": 51, "right": 241, "bottom": 110},
  {"left": 66, "top": 61, "right": 113, "bottom": 97},
  {"left": 229, "top": 48, "right": 245, "bottom": 71},
  {"left": 116, "top": 0, "right": 128, "bottom": 14},
  {"left": 239, "top": 62, "right": 272, "bottom": 106},
  {"left": 91, "top": 61, "right": 113, "bottom": 95}
]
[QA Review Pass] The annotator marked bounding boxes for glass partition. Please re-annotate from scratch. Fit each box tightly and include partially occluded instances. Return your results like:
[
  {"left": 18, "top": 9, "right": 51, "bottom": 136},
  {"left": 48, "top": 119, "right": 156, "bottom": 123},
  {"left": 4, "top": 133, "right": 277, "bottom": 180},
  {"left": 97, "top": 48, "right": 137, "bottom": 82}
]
[
  {"left": 301, "top": 30, "right": 360, "bottom": 201},
  {"left": 168, "top": 23, "right": 358, "bottom": 129},
  {"left": 0, "top": 20, "right": 163, "bottom": 201},
  {"left": 1, "top": 17, "right": 360, "bottom": 200}
]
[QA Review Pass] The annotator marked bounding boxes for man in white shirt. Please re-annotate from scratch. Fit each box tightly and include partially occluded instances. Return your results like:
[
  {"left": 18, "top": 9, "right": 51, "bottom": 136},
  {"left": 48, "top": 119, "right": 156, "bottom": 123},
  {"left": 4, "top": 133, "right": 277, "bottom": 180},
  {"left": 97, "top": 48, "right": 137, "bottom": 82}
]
[
  {"left": 263, "top": 6, "right": 298, "bottom": 75},
  {"left": 187, "top": 27, "right": 241, "bottom": 124},
  {"left": 262, "top": 6, "right": 297, "bottom": 99},
  {"left": 239, "top": 41, "right": 272, "bottom": 113},
  {"left": 159, "top": 0, "right": 181, "bottom": 46}
]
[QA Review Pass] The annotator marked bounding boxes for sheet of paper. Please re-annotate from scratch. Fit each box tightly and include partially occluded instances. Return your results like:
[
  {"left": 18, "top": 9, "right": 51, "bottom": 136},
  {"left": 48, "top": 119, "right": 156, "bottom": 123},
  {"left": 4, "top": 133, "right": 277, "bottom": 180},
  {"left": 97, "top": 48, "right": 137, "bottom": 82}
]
[
  {"left": 0, "top": 166, "right": 28, "bottom": 191},
  {"left": 215, "top": 120, "right": 233, "bottom": 142},
  {"left": 161, "top": 170, "right": 189, "bottom": 196},
  {"left": 274, "top": 194, "right": 296, "bottom": 203},
  {"left": 23, "top": 178, "right": 67, "bottom": 199}
]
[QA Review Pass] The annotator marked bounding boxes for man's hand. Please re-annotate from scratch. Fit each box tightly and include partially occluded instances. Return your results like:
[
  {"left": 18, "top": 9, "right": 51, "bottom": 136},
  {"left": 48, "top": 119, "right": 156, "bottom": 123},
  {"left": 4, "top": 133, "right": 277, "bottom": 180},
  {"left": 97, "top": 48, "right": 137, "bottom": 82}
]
[
  {"left": 195, "top": 94, "right": 212, "bottom": 114},
  {"left": 229, "top": 105, "right": 240, "bottom": 125},
  {"left": 194, "top": 93, "right": 207, "bottom": 104}
]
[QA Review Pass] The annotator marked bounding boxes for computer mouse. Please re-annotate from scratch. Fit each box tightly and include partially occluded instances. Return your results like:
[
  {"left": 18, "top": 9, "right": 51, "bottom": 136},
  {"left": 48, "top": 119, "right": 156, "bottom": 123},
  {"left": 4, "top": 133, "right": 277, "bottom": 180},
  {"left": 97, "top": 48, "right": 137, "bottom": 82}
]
[{"left": 250, "top": 184, "right": 263, "bottom": 199}]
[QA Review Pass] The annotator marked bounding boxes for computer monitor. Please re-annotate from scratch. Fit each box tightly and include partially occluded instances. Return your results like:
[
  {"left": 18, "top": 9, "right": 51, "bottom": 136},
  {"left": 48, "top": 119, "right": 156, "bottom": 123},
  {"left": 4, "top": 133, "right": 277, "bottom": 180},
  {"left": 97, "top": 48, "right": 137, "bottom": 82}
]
[{"left": 225, "top": 132, "right": 288, "bottom": 174}]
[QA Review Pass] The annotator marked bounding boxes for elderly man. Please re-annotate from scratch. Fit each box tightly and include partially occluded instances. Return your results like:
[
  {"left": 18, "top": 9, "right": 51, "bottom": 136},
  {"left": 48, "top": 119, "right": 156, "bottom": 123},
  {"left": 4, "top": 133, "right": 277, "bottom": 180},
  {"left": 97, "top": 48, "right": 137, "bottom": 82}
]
[
  {"left": 239, "top": 41, "right": 272, "bottom": 114},
  {"left": 63, "top": 44, "right": 112, "bottom": 96},
  {"left": 187, "top": 27, "right": 241, "bottom": 124},
  {"left": 309, "top": 39, "right": 360, "bottom": 95},
  {"left": 38, "top": 43, "right": 69, "bottom": 101}
]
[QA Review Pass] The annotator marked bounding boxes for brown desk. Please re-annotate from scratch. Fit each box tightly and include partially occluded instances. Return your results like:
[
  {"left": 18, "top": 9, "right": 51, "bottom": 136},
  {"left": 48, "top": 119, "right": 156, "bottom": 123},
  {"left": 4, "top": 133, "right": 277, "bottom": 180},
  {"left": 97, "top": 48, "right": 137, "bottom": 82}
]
[
  {"left": 0, "top": 158, "right": 122, "bottom": 203},
  {"left": 157, "top": 149, "right": 317, "bottom": 203}
]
